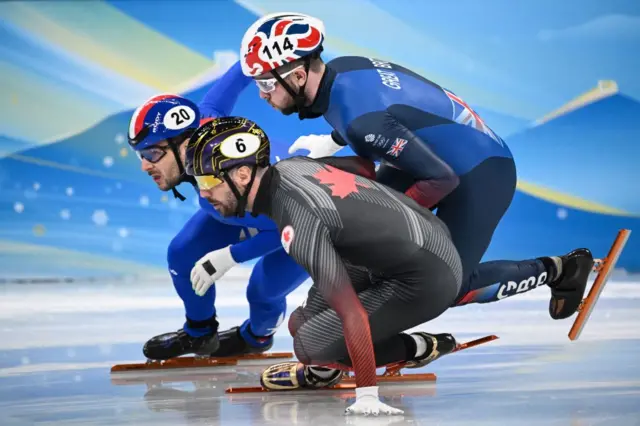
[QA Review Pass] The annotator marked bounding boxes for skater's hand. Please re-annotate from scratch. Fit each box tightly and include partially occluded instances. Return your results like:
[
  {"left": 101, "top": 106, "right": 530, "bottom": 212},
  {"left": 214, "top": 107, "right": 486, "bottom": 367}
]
[
  {"left": 288, "top": 134, "right": 344, "bottom": 159},
  {"left": 345, "top": 386, "right": 404, "bottom": 416},
  {"left": 191, "top": 246, "right": 237, "bottom": 296}
]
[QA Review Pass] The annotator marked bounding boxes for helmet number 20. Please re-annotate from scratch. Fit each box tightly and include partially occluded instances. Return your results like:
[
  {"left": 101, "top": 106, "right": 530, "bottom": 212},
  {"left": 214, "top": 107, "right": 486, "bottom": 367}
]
[
  {"left": 262, "top": 37, "right": 294, "bottom": 60},
  {"left": 164, "top": 105, "right": 196, "bottom": 130},
  {"left": 172, "top": 108, "right": 191, "bottom": 125}
]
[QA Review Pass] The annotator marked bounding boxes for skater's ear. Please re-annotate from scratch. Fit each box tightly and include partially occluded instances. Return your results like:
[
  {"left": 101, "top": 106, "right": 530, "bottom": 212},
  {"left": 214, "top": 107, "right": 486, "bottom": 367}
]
[{"left": 232, "top": 165, "right": 253, "bottom": 184}]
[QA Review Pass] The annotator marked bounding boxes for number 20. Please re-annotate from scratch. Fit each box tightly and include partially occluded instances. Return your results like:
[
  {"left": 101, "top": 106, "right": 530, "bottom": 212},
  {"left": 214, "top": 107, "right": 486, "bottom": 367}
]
[{"left": 171, "top": 108, "right": 191, "bottom": 125}]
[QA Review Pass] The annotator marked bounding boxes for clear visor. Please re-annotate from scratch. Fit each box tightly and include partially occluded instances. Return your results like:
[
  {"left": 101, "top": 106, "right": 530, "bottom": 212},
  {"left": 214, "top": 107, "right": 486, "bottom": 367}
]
[{"left": 255, "top": 66, "right": 303, "bottom": 93}]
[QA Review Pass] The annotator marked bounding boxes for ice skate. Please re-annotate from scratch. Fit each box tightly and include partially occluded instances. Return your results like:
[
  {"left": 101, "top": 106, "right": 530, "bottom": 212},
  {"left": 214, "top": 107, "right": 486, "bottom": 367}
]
[
  {"left": 260, "top": 362, "right": 344, "bottom": 391},
  {"left": 404, "top": 332, "right": 457, "bottom": 369},
  {"left": 208, "top": 324, "right": 274, "bottom": 358},
  {"left": 142, "top": 328, "right": 220, "bottom": 361},
  {"left": 547, "top": 248, "right": 594, "bottom": 320}
]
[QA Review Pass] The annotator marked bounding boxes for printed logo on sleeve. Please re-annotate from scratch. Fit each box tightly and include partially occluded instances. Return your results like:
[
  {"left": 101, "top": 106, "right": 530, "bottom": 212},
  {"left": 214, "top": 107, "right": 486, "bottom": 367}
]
[
  {"left": 281, "top": 225, "right": 295, "bottom": 253},
  {"left": 386, "top": 138, "right": 408, "bottom": 157}
]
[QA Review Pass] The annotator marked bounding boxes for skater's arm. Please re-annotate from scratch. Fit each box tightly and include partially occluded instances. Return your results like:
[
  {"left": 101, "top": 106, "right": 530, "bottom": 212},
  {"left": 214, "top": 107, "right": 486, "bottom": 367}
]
[
  {"left": 346, "top": 110, "right": 459, "bottom": 209},
  {"left": 229, "top": 229, "right": 282, "bottom": 264},
  {"left": 315, "top": 156, "right": 377, "bottom": 179},
  {"left": 198, "top": 61, "right": 252, "bottom": 119},
  {"left": 287, "top": 216, "right": 378, "bottom": 389}
]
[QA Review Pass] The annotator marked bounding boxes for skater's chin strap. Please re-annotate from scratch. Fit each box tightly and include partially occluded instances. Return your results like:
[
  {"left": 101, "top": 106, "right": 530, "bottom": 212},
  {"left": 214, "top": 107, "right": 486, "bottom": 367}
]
[
  {"left": 167, "top": 131, "right": 196, "bottom": 202},
  {"left": 271, "top": 52, "right": 324, "bottom": 119},
  {"left": 222, "top": 165, "right": 259, "bottom": 218}
]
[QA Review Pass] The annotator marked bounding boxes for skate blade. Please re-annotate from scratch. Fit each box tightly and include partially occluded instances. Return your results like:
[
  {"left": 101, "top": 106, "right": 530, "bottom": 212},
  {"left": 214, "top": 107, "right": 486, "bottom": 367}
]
[
  {"left": 569, "top": 228, "right": 631, "bottom": 341},
  {"left": 224, "top": 372, "right": 437, "bottom": 394},
  {"left": 452, "top": 334, "right": 500, "bottom": 353},
  {"left": 110, "top": 352, "right": 294, "bottom": 373},
  {"left": 382, "top": 334, "right": 499, "bottom": 375},
  {"left": 224, "top": 336, "right": 498, "bottom": 394}
]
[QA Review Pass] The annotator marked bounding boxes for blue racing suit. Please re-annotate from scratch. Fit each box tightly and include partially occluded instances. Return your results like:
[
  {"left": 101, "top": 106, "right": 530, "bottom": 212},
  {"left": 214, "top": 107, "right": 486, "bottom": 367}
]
[
  {"left": 298, "top": 56, "right": 550, "bottom": 305},
  {"left": 169, "top": 61, "right": 308, "bottom": 341}
]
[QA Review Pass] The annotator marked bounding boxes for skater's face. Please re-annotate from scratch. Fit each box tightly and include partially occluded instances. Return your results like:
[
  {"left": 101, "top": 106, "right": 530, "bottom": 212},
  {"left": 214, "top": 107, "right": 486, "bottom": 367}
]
[
  {"left": 139, "top": 141, "right": 185, "bottom": 191},
  {"left": 256, "top": 66, "right": 307, "bottom": 116},
  {"left": 198, "top": 166, "right": 253, "bottom": 217}
]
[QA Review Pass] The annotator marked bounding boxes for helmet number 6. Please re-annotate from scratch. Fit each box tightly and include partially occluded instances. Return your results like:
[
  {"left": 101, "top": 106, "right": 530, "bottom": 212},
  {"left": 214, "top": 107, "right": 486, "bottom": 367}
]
[{"left": 235, "top": 139, "right": 246, "bottom": 153}]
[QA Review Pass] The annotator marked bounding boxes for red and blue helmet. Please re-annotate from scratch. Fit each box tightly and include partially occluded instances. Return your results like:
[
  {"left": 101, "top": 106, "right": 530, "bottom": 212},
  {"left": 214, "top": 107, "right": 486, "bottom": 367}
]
[
  {"left": 240, "top": 12, "right": 325, "bottom": 78},
  {"left": 128, "top": 94, "right": 201, "bottom": 151}
]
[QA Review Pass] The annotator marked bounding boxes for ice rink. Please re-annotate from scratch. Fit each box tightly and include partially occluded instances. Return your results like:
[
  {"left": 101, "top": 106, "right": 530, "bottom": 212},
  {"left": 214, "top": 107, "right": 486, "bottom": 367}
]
[{"left": 1, "top": 270, "right": 640, "bottom": 425}]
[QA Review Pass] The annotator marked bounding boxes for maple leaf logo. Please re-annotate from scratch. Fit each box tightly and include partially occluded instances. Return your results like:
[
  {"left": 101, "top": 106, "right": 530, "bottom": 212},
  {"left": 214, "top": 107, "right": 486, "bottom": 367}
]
[
  {"left": 281, "top": 225, "right": 294, "bottom": 253},
  {"left": 312, "top": 165, "right": 371, "bottom": 198}
]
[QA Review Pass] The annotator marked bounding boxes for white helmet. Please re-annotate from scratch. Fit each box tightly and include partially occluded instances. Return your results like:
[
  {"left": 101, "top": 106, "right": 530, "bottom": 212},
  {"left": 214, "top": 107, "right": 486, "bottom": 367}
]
[{"left": 240, "top": 12, "right": 325, "bottom": 78}]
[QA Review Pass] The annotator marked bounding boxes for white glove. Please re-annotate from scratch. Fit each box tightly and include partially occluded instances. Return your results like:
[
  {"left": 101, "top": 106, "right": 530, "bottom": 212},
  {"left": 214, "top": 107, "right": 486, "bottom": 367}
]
[
  {"left": 190, "top": 246, "right": 237, "bottom": 296},
  {"left": 345, "top": 386, "right": 404, "bottom": 416},
  {"left": 288, "top": 134, "right": 345, "bottom": 159}
]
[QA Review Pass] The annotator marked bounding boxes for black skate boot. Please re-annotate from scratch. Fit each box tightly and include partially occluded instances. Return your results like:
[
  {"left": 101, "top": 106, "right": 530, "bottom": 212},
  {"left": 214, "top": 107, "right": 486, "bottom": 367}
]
[
  {"left": 208, "top": 324, "right": 273, "bottom": 357},
  {"left": 260, "top": 362, "right": 344, "bottom": 391},
  {"left": 142, "top": 317, "right": 220, "bottom": 361},
  {"left": 546, "top": 248, "right": 594, "bottom": 320},
  {"left": 404, "top": 332, "right": 457, "bottom": 369}
]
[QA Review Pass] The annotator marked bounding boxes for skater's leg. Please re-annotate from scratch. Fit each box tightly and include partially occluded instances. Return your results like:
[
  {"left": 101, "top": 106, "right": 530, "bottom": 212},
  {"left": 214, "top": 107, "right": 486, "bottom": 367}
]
[
  {"left": 143, "top": 210, "right": 244, "bottom": 360},
  {"left": 293, "top": 249, "right": 459, "bottom": 368},
  {"left": 261, "top": 251, "right": 460, "bottom": 390},
  {"left": 434, "top": 157, "right": 547, "bottom": 301},
  {"left": 244, "top": 248, "right": 309, "bottom": 338},
  {"left": 438, "top": 157, "right": 593, "bottom": 318},
  {"left": 166, "top": 209, "right": 243, "bottom": 335},
  {"left": 213, "top": 248, "right": 310, "bottom": 356},
  {"left": 261, "top": 251, "right": 460, "bottom": 391},
  {"left": 288, "top": 262, "right": 370, "bottom": 338}
]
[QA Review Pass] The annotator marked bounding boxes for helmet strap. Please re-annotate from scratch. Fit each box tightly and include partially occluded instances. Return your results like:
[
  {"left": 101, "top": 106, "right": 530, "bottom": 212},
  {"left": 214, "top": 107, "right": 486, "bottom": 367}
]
[
  {"left": 166, "top": 134, "right": 195, "bottom": 202},
  {"left": 222, "top": 165, "right": 258, "bottom": 218},
  {"left": 271, "top": 56, "right": 313, "bottom": 115}
]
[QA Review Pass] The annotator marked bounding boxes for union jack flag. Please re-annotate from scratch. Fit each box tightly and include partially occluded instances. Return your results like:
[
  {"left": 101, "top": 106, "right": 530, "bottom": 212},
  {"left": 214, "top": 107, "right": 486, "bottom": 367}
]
[
  {"left": 443, "top": 89, "right": 504, "bottom": 146},
  {"left": 387, "top": 138, "right": 408, "bottom": 157}
]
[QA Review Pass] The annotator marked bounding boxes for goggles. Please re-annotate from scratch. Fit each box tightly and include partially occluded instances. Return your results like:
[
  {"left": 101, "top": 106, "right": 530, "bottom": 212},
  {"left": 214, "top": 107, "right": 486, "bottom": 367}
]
[
  {"left": 195, "top": 174, "right": 225, "bottom": 190},
  {"left": 135, "top": 145, "right": 168, "bottom": 163},
  {"left": 254, "top": 66, "right": 303, "bottom": 93}
]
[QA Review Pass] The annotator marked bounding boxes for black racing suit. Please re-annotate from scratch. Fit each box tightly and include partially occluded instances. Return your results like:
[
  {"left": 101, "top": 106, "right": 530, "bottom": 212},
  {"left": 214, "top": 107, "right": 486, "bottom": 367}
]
[{"left": 250, "top": 156, "right": 462, "bottom": 389}]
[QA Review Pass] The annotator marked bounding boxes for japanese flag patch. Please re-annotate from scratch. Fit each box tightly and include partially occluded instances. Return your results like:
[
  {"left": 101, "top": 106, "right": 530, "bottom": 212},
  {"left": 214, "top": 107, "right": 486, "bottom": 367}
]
[{"left": 281, "top": 225, "right": 294, "bottom": 253}]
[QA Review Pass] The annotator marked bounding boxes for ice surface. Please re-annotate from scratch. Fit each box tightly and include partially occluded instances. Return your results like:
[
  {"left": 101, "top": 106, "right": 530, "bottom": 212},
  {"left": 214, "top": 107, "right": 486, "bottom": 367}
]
[{"left": 1, "top": 271, "right": 639, "bottom": 425}]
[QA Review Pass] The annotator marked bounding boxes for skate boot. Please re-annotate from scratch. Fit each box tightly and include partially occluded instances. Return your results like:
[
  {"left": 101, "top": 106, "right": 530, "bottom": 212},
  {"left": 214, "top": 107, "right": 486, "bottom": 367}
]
[
  {"left": 404, "top": 332, "right": 457, "bottom": 369},
  {"left": 142, "top": 317, "right": 220, "bottom": 361},
  {"left": 209, "top": 321, "right": 274, "bottom": 357},
  {"left": 260, "top": 362, "right": 344, "bottom": 391},
  {"left": 546, "top": 248, "right": 594, "bottom": 320}
]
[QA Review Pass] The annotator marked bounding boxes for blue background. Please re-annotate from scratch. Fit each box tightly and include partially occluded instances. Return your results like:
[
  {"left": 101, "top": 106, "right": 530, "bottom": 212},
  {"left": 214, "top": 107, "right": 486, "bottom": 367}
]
[{"left": 0, "top": 0, "right": 638, "bottom": 278}]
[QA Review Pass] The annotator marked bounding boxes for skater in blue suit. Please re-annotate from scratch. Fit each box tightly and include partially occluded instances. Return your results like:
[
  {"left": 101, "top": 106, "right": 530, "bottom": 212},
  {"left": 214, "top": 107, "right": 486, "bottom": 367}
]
[{"left": 127, "top": 61, "right": 308, "bottom": 360}]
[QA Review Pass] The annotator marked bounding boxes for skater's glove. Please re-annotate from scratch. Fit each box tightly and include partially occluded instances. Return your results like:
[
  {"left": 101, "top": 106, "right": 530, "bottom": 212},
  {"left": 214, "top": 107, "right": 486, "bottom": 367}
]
[
  {"left": 191, "top": 246, "right": 237, "bottom": 296},
  {"left": 345, "top": 386, "right": 404, "bottom": 416},
  {"left": 288, "top": 134, "right": 345, "bottom": 159}
]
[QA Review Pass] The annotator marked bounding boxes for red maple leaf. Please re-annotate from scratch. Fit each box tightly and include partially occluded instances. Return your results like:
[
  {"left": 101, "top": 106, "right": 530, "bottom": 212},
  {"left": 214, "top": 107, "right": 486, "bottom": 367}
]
[
  {"left": 312, "top": 165, "right": 371, "bottom": 198},
  {"left": 283, "top": 230, "right": 291, "bottom": 243}
]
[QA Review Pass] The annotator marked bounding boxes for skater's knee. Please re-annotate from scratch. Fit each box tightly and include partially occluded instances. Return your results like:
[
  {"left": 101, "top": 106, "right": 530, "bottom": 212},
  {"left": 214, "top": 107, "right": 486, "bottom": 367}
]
[
  {"left": 288, "top": 308, "right": 305, "bottom": 337},
  {"left": 246, "top": 274, "right": 284, "bottom": 305},
  {"left": 292, "top": 335, "right": 312, "bottom": 364},
  {"left": 412, "top": 266, "right": 460, "bottom": 320},
  {"left": 167, "top": 232, "right": 191, "bottom": 268}
]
